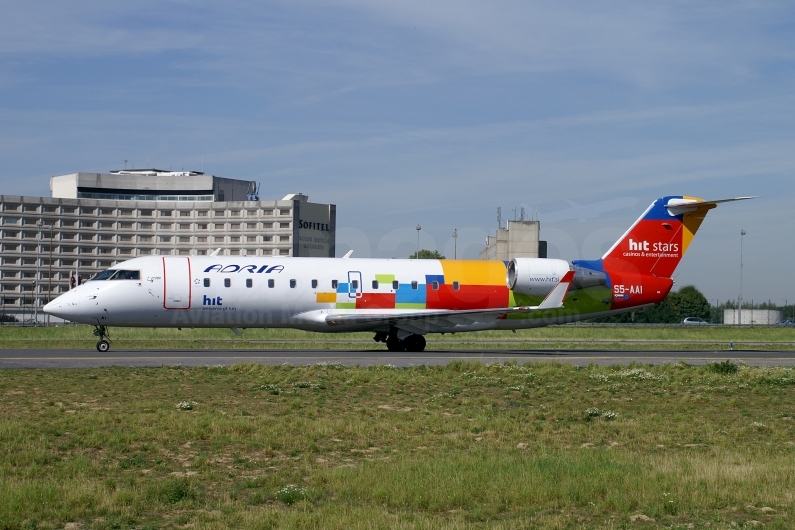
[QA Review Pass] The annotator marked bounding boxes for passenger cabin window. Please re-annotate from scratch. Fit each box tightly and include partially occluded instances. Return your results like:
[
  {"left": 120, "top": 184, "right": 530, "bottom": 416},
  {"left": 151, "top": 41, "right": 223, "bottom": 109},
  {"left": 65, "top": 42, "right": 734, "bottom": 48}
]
[
  {"left": 224, "top": 278, "right": 231, "bottom": 288},
  {"left": 331, "top": 280, "right": 338, "bottom": 289},
  {"left": 290, "top": 279, "right": 297, "bottom": 288},
  {"left": 203, "top": 278, "right": 210, "bottom": 287},
  {"left": 432, "top": 281, "right": 439, "bottom": 290},
  {"left": 392, "top": 280, "right": 399, "bottom": 290},
  {"left": 372, "top": 280, "right": 378, "bottom": 289},
  {"left": 311, "top": 279, "right": 318, "bottom": 289},
  {"left": 453, "top": 281, "right": 460, "bottom": 291},
  {"left": 268, "top": 279, "right": 275, "bottom": 288},
  {"left": 246, "top": 279, "right": 252, "bottom": 288},
  {"left": 351, "top": 280, "right": 359, "bottom": 289},
  {"left": 411, "top": 281, "right": 418, "bottom": 290}
]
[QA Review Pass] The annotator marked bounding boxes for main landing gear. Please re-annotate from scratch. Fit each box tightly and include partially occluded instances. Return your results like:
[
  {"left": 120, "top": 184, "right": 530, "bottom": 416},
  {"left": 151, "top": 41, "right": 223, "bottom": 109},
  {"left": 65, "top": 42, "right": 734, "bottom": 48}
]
[
  {"left": 373, "top": 330, "right": 426, "bottom": 352},
  {"left": 93, "top": 325, "right": 111, "bottom": 352}
]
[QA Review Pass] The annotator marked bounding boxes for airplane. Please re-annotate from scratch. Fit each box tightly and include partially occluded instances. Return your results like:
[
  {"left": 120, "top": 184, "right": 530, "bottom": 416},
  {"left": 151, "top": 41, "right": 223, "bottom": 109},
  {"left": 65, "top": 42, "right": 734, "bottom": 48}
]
[{"left": 43, "top": 195, "right": 753, "bottom": 353}]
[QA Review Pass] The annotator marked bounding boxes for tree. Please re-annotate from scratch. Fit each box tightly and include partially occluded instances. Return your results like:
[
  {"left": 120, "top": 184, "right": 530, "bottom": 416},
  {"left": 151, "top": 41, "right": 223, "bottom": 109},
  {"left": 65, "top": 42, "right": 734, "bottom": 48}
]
[
  {"left": 409, "top": 249, "right": 445, "bottom": 259},
  {"left": 669, "top": 285, "right": 711, "bottom": 321}
]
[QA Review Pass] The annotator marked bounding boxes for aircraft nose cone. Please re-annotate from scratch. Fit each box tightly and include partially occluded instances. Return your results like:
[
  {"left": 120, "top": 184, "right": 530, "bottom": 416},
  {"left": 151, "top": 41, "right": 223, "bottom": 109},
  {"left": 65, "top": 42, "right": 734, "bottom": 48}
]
[{"left": 43, "top": 292, "right": 79, "bottom": 321}]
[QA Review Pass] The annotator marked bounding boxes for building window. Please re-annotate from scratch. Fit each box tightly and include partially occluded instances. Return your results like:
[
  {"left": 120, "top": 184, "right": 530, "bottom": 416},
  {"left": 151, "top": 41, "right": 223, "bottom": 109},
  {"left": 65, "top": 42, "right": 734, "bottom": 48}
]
[
  {"left": 230, "top": 236, "right": 240, "bottom": 243},
  {"left": 139, "top": 209, "right": 152, "bottom": 216},
  {"left": 119, "top": 209, "right": 132, "bottom": 216},
  {"left": 224, "top": 278, "right": 231, "bottom": 287},
  {"left": 246, "top": 279, "right": 252, "bottom": 288},
  {"left": 214, "top": 210, "right": 225, "bottom": 217},
  {"left": 159, "top": 223, "right": 172, "bottom": 229},
  {"left": 214, "top": 223, "right": 224, "bottom": 229},
  {"left": 197, "top": 211, "right": 208, "bottom": 217},
  {"left": 179, "top": 237, "right": 190, "bottom": 243},
  {"left": 119, "top": 235, "right": 133, "bottom": 242},
  {"left": 119, "top": 222, "right": 133, "bottom": 229},
  {"left": 230, "top": 210, "right": 240, "bottom": 217},
  {"left": 159, "top": 210, "right": 172, "bottom": 217},
  {"left": 22, "top": 205, "right": 39, "bottom": 212},
  {"left": 230, "top": 249, "right": 240, "bottom": 255},
  {"left": 179, "top": 211, "right": 191, "bottom": 217},
  {"left": 139, "top": 236, "right": 151, "bottom": 242},
  {"left": 159, "top": 236, "right": 172, "bottom": 242},
  {"left": 230, "top": 223, "right": 240, "bottom": 229},
  {"left": 99, "top": 221, "right": 114, "bottom": 228},
  {"left": 139, "top": 222, "right": 153, "bottom": 229},
  {"left": 3, "top": 204, "right": 20, "bottom": 211},
  {"left": 268, "top": 279, "right": 274, "bottom": 288},
  {"left": 80, "top": 207, "right": 95, "bottom": 215},
  {"left": 198, "top": 224, "right": 207, "bottom": 230},
  {"left": 179, "top": 224, "right": 190, "bottom": 230},
  {"left": 2, "top": 217, "right": 19, "bottom": 225},
  {"left": 197, "top": 237, "right": 207, "bottom": 243}
]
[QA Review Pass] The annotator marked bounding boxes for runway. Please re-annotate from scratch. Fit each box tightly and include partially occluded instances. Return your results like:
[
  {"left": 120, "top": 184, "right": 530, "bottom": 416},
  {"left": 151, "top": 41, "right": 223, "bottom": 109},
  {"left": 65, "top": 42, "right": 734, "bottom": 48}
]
[{"left": 2, "top": 348, "right": 795, "bottom": 369}]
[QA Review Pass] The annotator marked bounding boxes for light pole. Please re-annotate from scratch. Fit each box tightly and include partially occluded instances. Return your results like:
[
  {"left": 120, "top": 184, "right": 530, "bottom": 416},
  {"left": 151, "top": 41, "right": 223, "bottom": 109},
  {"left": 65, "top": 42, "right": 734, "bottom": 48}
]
[
  {"left": 35, "top": 220, "right": 42, "bottom": 325},
  {"left": 739, "top": 229, "right": 745, "bottom": 325},
  {"left": 45, "top": 224, "right": 53, "bottom": 325},
  {"left": 415, "top": 225, "right": 421, "bottom": 258},
  {"left": 453, "top": 228, "right": 458, "bottom": 260}
]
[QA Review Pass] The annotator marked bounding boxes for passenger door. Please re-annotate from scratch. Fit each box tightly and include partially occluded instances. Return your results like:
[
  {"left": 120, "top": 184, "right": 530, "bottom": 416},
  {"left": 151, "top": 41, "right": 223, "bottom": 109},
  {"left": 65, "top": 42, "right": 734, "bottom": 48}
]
[{"left": 163, "top": 257, "right": 192, "bottom": 309}]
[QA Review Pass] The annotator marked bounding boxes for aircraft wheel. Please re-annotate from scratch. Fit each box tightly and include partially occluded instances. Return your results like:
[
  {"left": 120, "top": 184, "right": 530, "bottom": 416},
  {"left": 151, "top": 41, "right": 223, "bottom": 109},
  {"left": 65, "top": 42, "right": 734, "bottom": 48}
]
[
  {"left": 97, "top": 340, "right": 110, "bottom": 353},
  {"left": 386, "top": 337, "right": 405, "bottom": 352},
  {"left": 404, "top": 334, "right": 427, "bottom": 352}
]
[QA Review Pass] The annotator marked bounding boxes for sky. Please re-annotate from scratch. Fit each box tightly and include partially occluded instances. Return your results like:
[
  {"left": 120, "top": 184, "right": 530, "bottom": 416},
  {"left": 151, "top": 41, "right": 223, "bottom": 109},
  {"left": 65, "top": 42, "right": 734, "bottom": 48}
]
[{"left": 1, "top": 1, "right": 793, "bottom": 304}]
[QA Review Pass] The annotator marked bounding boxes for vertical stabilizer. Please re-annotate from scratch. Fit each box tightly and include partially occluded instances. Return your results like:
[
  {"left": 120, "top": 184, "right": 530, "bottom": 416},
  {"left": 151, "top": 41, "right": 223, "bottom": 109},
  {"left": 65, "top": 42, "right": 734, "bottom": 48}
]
[{"left": 600, "top": 195, "right": 718, "bottom": 278}]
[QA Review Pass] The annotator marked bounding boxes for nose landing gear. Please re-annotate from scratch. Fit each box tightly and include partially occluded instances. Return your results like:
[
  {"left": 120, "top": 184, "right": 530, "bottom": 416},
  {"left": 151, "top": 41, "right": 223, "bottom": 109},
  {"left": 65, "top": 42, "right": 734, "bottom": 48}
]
[{"left": 93, "top": 325, "right": 111, "bottom": 352}]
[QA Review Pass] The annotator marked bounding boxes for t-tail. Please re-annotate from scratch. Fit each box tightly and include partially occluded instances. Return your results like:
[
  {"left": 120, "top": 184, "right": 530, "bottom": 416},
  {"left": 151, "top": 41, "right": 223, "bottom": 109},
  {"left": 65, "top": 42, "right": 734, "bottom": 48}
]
[{"left": 573, "top": 195, "right": 755, "bottom": 310}]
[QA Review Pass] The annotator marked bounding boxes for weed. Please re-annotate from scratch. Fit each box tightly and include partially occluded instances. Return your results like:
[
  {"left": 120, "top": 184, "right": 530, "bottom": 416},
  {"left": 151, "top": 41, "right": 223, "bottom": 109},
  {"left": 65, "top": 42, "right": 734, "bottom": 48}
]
[
  {"left": 711, "top": 360, "right": 739, "bottom": 374},
  {"left": 275, "top": 484, "right": 308, "bottom": 505}
]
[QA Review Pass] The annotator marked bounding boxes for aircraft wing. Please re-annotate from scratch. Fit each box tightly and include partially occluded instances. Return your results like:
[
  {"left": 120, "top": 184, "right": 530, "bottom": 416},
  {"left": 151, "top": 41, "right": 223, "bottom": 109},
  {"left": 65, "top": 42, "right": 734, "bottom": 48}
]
[{"left": 324, "top": 270, "right": 574, "bottom": 333}]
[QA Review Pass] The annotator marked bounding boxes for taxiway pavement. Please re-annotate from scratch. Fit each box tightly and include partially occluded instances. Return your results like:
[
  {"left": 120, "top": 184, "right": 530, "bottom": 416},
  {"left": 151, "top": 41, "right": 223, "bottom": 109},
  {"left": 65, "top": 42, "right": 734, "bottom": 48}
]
[{"left": 1, "top": 348, "right": 795, "bottom": 369}]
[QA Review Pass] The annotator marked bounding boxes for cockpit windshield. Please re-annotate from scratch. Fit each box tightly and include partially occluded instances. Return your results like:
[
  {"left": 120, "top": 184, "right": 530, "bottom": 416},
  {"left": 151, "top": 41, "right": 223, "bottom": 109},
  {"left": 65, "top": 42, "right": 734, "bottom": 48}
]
[{"left": 90, "top": 269, "right": 140, "bottom": 281}]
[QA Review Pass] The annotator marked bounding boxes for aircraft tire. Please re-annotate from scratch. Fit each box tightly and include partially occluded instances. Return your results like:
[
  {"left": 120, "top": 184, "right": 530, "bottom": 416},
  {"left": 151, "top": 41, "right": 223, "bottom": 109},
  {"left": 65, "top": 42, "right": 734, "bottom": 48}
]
[
  {"left": 404, "top": 334, "right": 426, "bottom": 352},
  {"left": 97, "top": 340, "right": 110, "bottom": 353},
  {"left": 386, "top": 337, "right": 405, "bottom": 352}
]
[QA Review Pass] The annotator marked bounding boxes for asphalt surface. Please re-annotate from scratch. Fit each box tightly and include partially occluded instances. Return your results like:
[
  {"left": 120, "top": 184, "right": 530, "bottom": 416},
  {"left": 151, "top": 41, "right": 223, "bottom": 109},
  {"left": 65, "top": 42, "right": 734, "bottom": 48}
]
[{"left": 2, "top": 348, "right": 795, "bottom": 368}]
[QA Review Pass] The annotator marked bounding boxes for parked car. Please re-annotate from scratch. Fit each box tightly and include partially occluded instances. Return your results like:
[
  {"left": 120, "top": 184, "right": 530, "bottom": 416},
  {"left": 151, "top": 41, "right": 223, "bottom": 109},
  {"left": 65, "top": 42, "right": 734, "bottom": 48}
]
[
  {"left": 779, "top": 320, "right": 795, "bottom": 326},
  {"left": 682, "top": 317, "right": 709, "bottom": 325}
]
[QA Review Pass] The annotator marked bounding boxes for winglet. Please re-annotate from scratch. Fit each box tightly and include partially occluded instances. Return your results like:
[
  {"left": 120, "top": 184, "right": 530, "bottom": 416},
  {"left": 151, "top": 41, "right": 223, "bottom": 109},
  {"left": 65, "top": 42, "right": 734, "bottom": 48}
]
[
  {"left": 536, "top": 270, "right": 575, "bottom": 310},
  {"left": 342, "top": 250, "right": 354, "bottom": 259},
  {"left": 210, "top": 248, "right": 222, "bottom": 257}
]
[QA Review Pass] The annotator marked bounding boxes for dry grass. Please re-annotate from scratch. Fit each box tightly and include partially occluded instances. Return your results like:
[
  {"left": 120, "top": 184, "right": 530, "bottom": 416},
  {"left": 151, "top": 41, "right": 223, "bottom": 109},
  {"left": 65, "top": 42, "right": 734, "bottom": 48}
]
[{"left": 1, "top": 361, "right": 795, "bottom": 528}]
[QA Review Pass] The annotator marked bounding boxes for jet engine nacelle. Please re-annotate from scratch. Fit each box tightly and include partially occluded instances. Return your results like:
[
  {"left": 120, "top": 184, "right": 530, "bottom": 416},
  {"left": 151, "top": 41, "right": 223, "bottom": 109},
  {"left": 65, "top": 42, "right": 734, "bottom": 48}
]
[{"left": 507, "top": 258, "right": 571, "bottom": 297}]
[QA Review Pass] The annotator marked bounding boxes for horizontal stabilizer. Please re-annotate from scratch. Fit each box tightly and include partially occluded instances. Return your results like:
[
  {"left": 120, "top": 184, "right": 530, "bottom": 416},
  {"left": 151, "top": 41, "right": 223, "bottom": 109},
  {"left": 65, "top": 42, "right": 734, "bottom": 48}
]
[{"left": 665, "top": 196, "right": 757, "bottom": 216}]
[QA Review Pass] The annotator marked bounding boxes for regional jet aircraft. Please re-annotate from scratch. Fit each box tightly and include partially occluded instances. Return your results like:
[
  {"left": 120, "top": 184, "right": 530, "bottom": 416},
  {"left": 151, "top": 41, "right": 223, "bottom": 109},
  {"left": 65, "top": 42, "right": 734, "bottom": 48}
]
[{"left": 44, "top": 195, "right": 752, "bottom": 352}]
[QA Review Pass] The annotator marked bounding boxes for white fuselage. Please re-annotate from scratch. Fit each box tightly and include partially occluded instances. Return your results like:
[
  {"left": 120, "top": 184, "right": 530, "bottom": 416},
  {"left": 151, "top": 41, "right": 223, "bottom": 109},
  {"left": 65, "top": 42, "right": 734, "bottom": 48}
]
[{"left": 43, "top": 255, "right": 582, "bottom": 333}]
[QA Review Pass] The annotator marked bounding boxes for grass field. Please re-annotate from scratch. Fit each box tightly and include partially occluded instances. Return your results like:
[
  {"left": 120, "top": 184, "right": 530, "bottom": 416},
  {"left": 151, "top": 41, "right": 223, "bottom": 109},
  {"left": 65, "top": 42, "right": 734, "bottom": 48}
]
[
  {"left": 1, "top": 324, "right": 794, "bottom": 350},
  {"left": 2, "top": 360, "right": 795, "bottom": 528}
]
